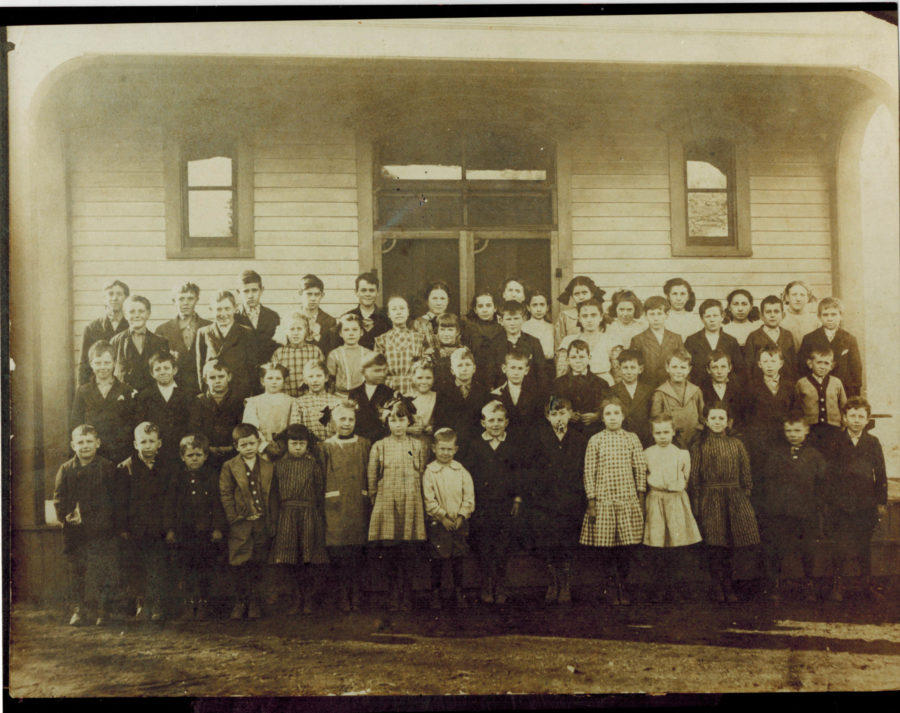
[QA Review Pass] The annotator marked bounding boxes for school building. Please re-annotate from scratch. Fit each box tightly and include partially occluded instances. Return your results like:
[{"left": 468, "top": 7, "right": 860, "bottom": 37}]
[{"left": 8, "top": 14, "right": 900, "bottom": 600}]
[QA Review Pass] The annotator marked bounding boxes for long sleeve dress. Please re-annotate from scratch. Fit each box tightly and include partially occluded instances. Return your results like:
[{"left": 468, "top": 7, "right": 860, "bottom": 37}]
[
  {"left": 374, "top": 326, "right": 425, "bottom": 395},
  {"left": 367, "top": 435, "right": 428, "bottom": 543},
  {"left": 579, "top": 428, "right": 648, "bottom": 547},
  {"left": 289, "top": 391, "right": 343, "bottom": 441},
  {"left": 269, "top": 453, "right": 329, "bottom": 565},
  {"left": 242, "top": 392, "right": 295, "bottom": 447},
  {"left": 642, "top": 444, "right": 702, "bottom": 548},
  {"left": 688, "top": 431, "right": 760, "bottom": 548},
  {"left": 320, "top": 435, "right": 372, "bottom": 548}
]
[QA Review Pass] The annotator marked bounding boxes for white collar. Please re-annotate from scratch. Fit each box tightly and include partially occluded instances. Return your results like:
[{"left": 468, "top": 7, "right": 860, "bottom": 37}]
[{"left": 482, "top": 431, "right": 507, "bottom": 443}]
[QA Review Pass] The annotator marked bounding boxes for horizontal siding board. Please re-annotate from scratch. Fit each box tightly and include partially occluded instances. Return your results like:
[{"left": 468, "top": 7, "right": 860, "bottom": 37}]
[
  {"left": 73, "top": 259, "right": 362, "bottom": 281},
  {"left": 254, "top": 173, "right": 358, "bottom": 188},
  {"left": 70, "top": 172, "right": 165, "bottom": 187},
  {"left": 255, "top": 231, "right": 359, "bottom": 247},
  {"left": 253, "top": 144, "right": 355, "bottom": 160},
  {"left": 254, "top": 216, "right": 359, "bottom": 231},
  {"left": 573, "top": 258, "right": 830, "bottom": 274},
  {"left": 72, "top": 216, "right": 166, "bottom": 232},
  {"left": 254, "top": 202, "right": 358, "bottom": 218},
  {"left": 253, "top": 130, "right": 355, "bottom": 146},
  {"left": 750, "top": 203, "right": 830, "bottom": 218},
  {"left": 569, "top": 269, "right": 831, "bottom": 287},
  {"left": 750, "top": 217, "right": 831, "bottom": 231},
  {"left": 254, "top": 187, "right": 358, "bottom": 203},
  {"left": 752, "top": 149, "right": 827, "bottom": 164},
  {"left": 572, "top": 216, "right": 670, "bottom": 231},
  {"left": 571, "top": 230, "right": 670, "bottom": 245},
  {"left": 72, "top": 245, "right": 166, "bottom": 262},
  {"left": 72, "top": 231, "right": 166, "bottom": 247},
  {"left": 749, "top": 176, "right": 828, "bottom": 191},
  {"left": 571, "top": 147, "right": 668, "bottom": 166},
  {"left": 570, "top": 188, "right": 670, "bottom": 203},
  {"left": 571, "top": 161, "right": 669, "bottom": 175},
  {"left": 573, "top": 243, "right": 831, "bottom": 261},
  {"left": 752, "top": 231, "right": 830, "bottom": 246},
  {"left": 572, "top": 133, "right": 667, "bottom": 149},
  {"left": 71, "top": 186, "right": 166, "bottom": 203},
  {"left": 70, "top": 202, "right": 165, "bottom": 217},
  {"left": 747, "top": 163, "right": 827, "bottom": 177},
  {"left": 254, "top": 158, "right": 357, "bottom": 174},
  {"left": 571, "top": 203, "right": 670, "bottom": 218},
  {"left": 254, "top": 245, "right": 359, "bottom": 261},
  {"left": 571, "top": 174, "right": 669, "bottom": 189},
  {"left": 750, "top": 190, "right": 829, "bottom": 204}
]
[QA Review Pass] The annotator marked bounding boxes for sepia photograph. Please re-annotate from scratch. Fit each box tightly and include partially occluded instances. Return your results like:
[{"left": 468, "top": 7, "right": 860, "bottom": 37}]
[{"left": 5, "top": 7, "right": 900, "bottom": 699}]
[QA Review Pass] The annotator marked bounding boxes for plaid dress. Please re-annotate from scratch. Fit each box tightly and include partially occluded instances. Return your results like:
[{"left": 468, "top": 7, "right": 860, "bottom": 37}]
[
  {"left": 271, "top": 343, "right": 324, "bottom": 397},
  {"left": 289, "top": 391, "right": 344, "bottom": 441},
  {"left": 269, "top": 453, "right": 329, "bottom": 565},
  {"left": 374, "top": 327, "right": 425, "bottom": 395},
  {"left": 367, "top": 435, "right": 428, "bottom": 543},
  {"left": 579, "top": 428, "right": 648, "bottom": 547}
]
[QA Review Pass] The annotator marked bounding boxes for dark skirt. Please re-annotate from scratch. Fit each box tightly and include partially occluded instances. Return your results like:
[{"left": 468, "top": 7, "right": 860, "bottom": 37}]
[{"left": 270, "top": 501, "right": 329, "bottom": 565}]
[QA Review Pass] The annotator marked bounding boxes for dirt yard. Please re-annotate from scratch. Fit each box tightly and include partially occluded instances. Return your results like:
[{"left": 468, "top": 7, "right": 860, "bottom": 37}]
[{"left": 9, "top": 588, "right": 900, "bottom": 697}]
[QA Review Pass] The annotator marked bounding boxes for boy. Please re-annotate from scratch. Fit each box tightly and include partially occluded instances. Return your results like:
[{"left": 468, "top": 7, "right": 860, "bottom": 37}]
[
  {"left": 795, "top": 346, "right": 847, "bottom": 451},
  {"left": 234, "top": 269, "right": 281, "bottom": 373},
  {"left": 110, "top": 295, "right": 169, "bottom": 394},
  {"left": 196, "top": 290, "right": 256, "bottom": 400},
  {"left": 342, "top": 271, "right": 391, "bottom": 350},
  {"left": 220, "top": 424, "right": 279, "bottom": 620},
  {"left": 611, "top": 349, "right": 654, "bottom": 447},
  {"left": 744, "top": 295, "right": 798, "bottom": 381},
  {"left": 629, "top": 295, "right": 684, "bottom": 387},
  {"left": 298, "top": 274, "right": 339, "bottom": 357},
  {"left": 798, "top": 297, "right": 863, "bottom": 397},
  {"left": 684, "top": 299, "right": 746, "bottom": 384},
  {"left": 164, "top": 435, "right": 226, "bottom": 620},
  {"left": 423, "top": 428, "right": 475, "bottom": 609},
  {"left": 187, "top": 360, "right": 245, "bottom": 473},
  {"left": 756, "top": 414, "right": 826, "bottom": 603},
  {"left": 699, "top": 350, "right": 747, "bottom": 434},
  {"left": 744, "top": 344, "right": 798, "bottom": 466},
  {"left": 428, "top": 313, "right": 464, "bottom": 393},
  {"left": 79, "top": 279, "right": 130, "bottom": 386},
  {"left": 824, "top": 397, "right": 887, "bottom": 602},
  {"left": 487, "top": 300, "right": 548, "bottom": 393},
  {"left": 134, "top": 351, "right": 192, "bottom": 467},
  {"left": 116, "top": 422, "right": 174, "bottom": 622},
  {"left": 552, "top": 340, "right": 610, "bottom": 437},
  {"left": 649, "top": 349, "right": 704, "bottom": 449},
  {"left": 459, "top": 400, "right": 532, "bottom": 605},
  {"left": 490, "top": 348, "right": 544, "bottom": 438},
  {"left": 327, "top": 313, "right": 375, "bottom": 396},
  {"left": 432, "top": 347, "right": 490, "bottom": 446},
  {"left": 53, "top": 425, "right": 118, "bottom": 626},
  {"left": 155, "top": 281, "right": 211, "bottom": 396},
  {"left": 70, "top": 340, "right": 134, "bottom": 466},
  {"left": 527, "top": 396, "right": 587, "bottom": 604},
  {"left": 348, "top": 352, "right": 394, "bottom": 443}
]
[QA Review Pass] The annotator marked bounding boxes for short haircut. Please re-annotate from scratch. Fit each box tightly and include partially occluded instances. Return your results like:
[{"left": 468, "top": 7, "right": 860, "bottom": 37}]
[
  {"left": 134, "top": 421, "right": 160, "bottom": 439},
  {"left": 504, "top": 348, "right": 530, "bottom": 366},
  {"left": 600, "top": 396, "right": 625, "bottom": 413},
  {"left": 180, "top": 434, "right": 210, "bottom": 456},
  {"left": 436, "top": 313, "right": 461, "bottom": 330},
  {"left": 643, "top": 295, "right": 670, "bottom": 313},
  {"left": 300, "top": 274, "right": 325, "bottom": 292},
  {"left": 278, "top": 423, "right": 313, "bottom": 443},
  {"left": 202, "top": 358, "right": 232, "bottom": 378},
  {"left": 666, "top": 347, "right": 692, "bottom": 366},
  {"left": 124, "top": 295, "right": 151, "bottom": 312},
  {"left": 302, "top": 359, "right": 327, "bottom": 376},
  {"left": 148, "top": 351, "right": 176, "bottom": 370},
  {"left": 783, "top": 411, "right": 809, "bottom": 427},
  {"left": 760, "top": 294, "right": 783, "bottom": 311},
  {"left": 450, "top": 346, "right": 475, "bottom": 368},
  {"left": 663, "top": 277, "right": 697, "bottom": 312},
  {"left": 577, "top": 298, "right": 603, "bottom": 314},
  {"left": 88, "top": 340, "right": 114, "bottom": 361},
  {"left": 650, "top": 413, "right": 675, "bottom": 428},
  {"left": 481, "top": 400, "right": 508, "bottom": 419},
  {"left": 174, "top": 281, "right": 200, "bottom": 298},
  {"left": 382, "top": 398, "right": 415, "bottom": 425},
  {"left": 104, "top": 279, "right": 131, "bottom": 296},
  {"left": 698, "top": 299, "right": 723, "bottom": 318},
  {"left": 71, "top": 424, "right": 99, "bottom": 440},
  {"left": 355, "top": 271, "right": 380, "bottom": 290},
  {"left": 843, "top": 396, "right": 872, "bottom": 416},
  {"left": 432, "top": 427, "right": 458, "bottom": 445},
  {"left": 259, "top": 361, "right": 290, "bottom": 381},
  {"left": 758, "top": 344, "right": 784, "bottom": 361},
  {"left": 361, "top": 352, "right": 388, "bottom": 370},
  {"left": 239, "top": 269, "right": 263, "bottom": 287},
  {"left": 818, "top": 296, "right": 842, "bottom": 315},
  {"left": 809, "top": 346, "right": 834, "bottom": 361},
  {"left": 545, "top": 394, "right": 573, "bottom": 414},
  {"left": 232, "top": 423, "right": 260, "bottom": 444},
  {"left": 213, "top": 290, "right": 237, "bottom": 307},
  {"left": 337, "top": 313, "right": 362, "bottom": 331},
  {"left": 707, "top": 349, "right": 732, "bottom": 367},
  {"left": 498, "top": 299, "right": 527, "bottom": 317},
  {"left": 567, "top": 338, "right": 590, "bottom": 355},
  {"left": 617, "top": 348, "right": 644, "bottom": 366}
]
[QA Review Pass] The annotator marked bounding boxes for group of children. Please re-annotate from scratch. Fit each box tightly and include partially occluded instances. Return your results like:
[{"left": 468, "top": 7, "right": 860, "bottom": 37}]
[{"left": 54, "top": 270, "right": 888, "bottom": 626}]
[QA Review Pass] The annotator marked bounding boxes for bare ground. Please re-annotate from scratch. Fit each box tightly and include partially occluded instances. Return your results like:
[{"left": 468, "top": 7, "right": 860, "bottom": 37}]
[{"left": 9, "top": 590, "right": 900, "bottom": 698}]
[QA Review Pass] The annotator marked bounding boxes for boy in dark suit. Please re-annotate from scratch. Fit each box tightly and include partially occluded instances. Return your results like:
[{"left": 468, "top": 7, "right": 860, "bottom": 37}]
[
  {"left": 78, "top": 279, "right": 130, "bottom": 386},
  {"left": 196, "top": 290, "right": 257, "bottom": 400},
  {"left": 155, "top": 281, "right": 211, "bottom": 396},
  {"left": 299, "top": 274, "right": 339, "bottom": 357},
  {"left": 341, "top": 271, "right": 391, "bottom": 350},
  {"left": 744, "top": 295, "right": 798, "bottom": 381},
  {"left": 235, "top": 270, "right": 281, "bottom": 378},
  {"left": 610, "top": 349, "right": 654, "bottom": 447},
  {"left": 489, "top": 349, "right": 544, "bottom": 439},
  {"left": 552, "top": 339, "right": 610, "bottom": 437},
  {"left": 684, "top": 299, "right": 746, "bottom": 384},
  {"left": 798, "top": 297, "right": 863, "bottom": 397},
  {"left": 699, "top": 350, "right": 747, "bottom": 435},
  {"left": 432, "top": 347, "right": 490, "bottom": 446},
  {"left": 348, "top": 352, "right": 393, "bottom": 443},
  {"left": 629, "top": 295, "right": 683, "bottom": 387},
  {"left": 110, "top": 295, "right": 169, "bottom": 394},
  {"left": 134, "top": 351, "right": 192, "bottom": 467},
  {"left": 487, "top": 300, "right": 548, "bottom": 393},
  {"left": 188, "top": 360, "right": 245, "bottom": 473}
]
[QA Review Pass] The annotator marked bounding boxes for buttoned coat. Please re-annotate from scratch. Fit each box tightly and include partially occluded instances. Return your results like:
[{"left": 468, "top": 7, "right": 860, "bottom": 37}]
[
  {"left": 110, "top": 329, "right": 170, "bottom": 394},
  {"left": 743, "top": 326, "right": 798, "bottom": 382},
  {"left": 611, "top": 381, "right": 655, "bottom": 447},
  {"left": 79, "top": 315, "right": 129, "bottom": 386},
  {"left": 155, "top": 314, "right": 211, "bottom": 395},
  {"left": 629, "top": 328, "right": 684, "bottom": 387},
  {"left": 195, "top": 322, "right": 256, "bottom": 399},
  {"left": 797, "top": 327, "right": 863, "bottom": 397},
  {"left": 219, "top": 454, "right": 280, "bottom": 565},
  {"left": 684, "top": 329, "right": 746, "bottom": 384},
  {"left": 235, "top": 304, "right": 281, "bottom": 368}
]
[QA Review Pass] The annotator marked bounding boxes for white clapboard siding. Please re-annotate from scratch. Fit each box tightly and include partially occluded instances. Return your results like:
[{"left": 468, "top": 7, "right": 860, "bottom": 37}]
[
  {"left": 570, "top": 130, "right": 833, "bottom": 307},
  {"left": 69, "top": 126, "right": 362, "bottom": 370}
]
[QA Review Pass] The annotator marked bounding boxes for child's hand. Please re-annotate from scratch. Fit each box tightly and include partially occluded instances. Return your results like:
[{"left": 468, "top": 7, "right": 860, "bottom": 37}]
[
  {"left": 407, "top": 424, "right": 423, "bottom": 436},
  {"left": 165, "top": 530, "right": 176, "bottom": 544},
  {"left": 581, "top": 411, "right": 599, "bottom": 426},
  {"left": 211, "top": 529, "right": 223, "bottom": 542},
  {"left": 586, "top": 500, "right": 597, "bottom": 520},
  {"left": 441, "top": 515, "right": 455, "bottom": 531},
  {"left": 569, "top": 411, "right": 582, "bottom": 423}
]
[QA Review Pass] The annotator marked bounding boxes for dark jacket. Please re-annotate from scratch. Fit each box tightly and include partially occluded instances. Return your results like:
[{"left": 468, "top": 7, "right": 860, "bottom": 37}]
[
  {"left": 486, "top": 331, "right": 549, "bottom": 393},
  {"left": 69, "top": 378, "right": 134, "bottom": 465},
  {"left": 155, "top": 314, "right": 211, "bottom": 396},
  {"left": 53, "top": 456, "right": 117, "bottom": 552},
  {"left": 744, "top": 326, "right": 798, "bottom": 382},
  {"left": 235, "top": 304, "right": 281, "bottom": 370},
  {"left": 462, "top": 316, "right": 504, "bottom": 377},
  {"left": 134, "top": 384, "right": 192, "bottom": 464},
  {"left": 743, "top": 374, "right": 797, "bottom": 457},
  {"left": 341, "top": 306, "right": 391, "bottom": 350},
  {"left": 110, "top": 329, "right": 170, "bottom": 394},
  {"left": 187, "top": 390, "right": 245, "bottom": 451},
  {"left": 552, "top": 371, "right": 611, "bottom": 435},
  {"left": 460, "top": 431, "right": 532, "bottom": 511},
  {"left": 699, "top": 374, "right": 748, "bottom": 433},
  {"left": 798, "top": 327, "right": 863, "bottom": 397},
  {"left": 348, "top": 382, "right": 394, "bottom": 443},
  {"left": 78, "top": 315, "right": 129, "bottom": 386},
  {"left": 489, "top": 380, "right": 543, "bottom": 440},
  {"left": 824, "top": 430, "right": 887, "bottom": 513},
  {"left": 756, "top": 441, "right": 826, "bottom": 520},
  {"left": 610, "top": 381, "right": 654, "bottom": 447},
  {"left": 164, "top": 462, "right": 228, "bottom": 535},
  {"left": 684, "top": 330, "right": 746, "bottom": 384},
  {"left": 527, "top": 424, "right": 587, "bottom": 520},
  {"left": 433, "top": 380, "right": 491, "bottom": 446},
  {"left": 196, "top": 322, "right": 257, "bottom": 400},
  {"left": 116, "top": 455, "right": 174, "bottom": 539},
  {"left": 629, "top": 328, "right": 684, "bottom": 387}
]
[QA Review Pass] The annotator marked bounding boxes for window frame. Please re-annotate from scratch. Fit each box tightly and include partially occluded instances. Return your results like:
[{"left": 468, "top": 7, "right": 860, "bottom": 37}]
[
  {"left": 165, "top": 134, "right": 254, "bottom": 259},
  {"left": 668, "top": 134, "right": 752, "bottom": 257}
]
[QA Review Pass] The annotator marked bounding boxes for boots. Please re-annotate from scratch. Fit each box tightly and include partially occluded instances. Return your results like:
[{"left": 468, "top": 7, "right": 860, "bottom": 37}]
[
  {"left": 339, "top": 582, "right": 351, "bottom": 613},
  {"left": 803, "top": 579, "right": 817, "bottom": 604},
  {"left": 828, "top": 575, "right": 844, "bottom": 602},
  {"left": 195, "top": 599, "right": 210, "bottom": 621},
  {"left": 68, "top": 605, "right": 83, "bottom": 626},
  {"left": 350, "top": 578, "right": 362, "bottom": 611},
  {"left": 615, "top": 571, "right": 630, "bottom": 606},
  {"left": 545, "top": 565, "right": 559, "bottom": 604},
  {"left": 558, "top": 564, "right": 572, "bottom": 604}
]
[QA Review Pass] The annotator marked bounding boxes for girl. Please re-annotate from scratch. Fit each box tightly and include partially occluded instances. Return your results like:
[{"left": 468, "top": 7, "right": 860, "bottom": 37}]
[
  {"left": 688, "top": 401, "right": 760, "bottom": 603},
  {"left": 320, "top": 401, "right": 371, "bottom": 612},
  {"left": 374, "top": 295, "right": 426, "bottom": 395},
  {"left": 556, "top": 299, "right": 617, "bottom": 385},
  {"left": 367, "top": 396, "right": 429, "bottom": 611},
  {"left": 500, "top": 277, "right": 528, "bottom": 304},
  {"left": 462, "top": 289, "right": 503, "bottom": 380},
  {"left": 425, "top": 313, "right": 463, "bottom": 394},
  {"left": 327, "top": 313, "right": 375, "bottom": 397},
  {"left": 269, "top": 424, "right": 328, "bottom": 615},
  {"left": 522, "top": 289, "right": 556, "bottom": 367},
  {"left": 781, "top": 280, "right": 820, "bottom": 351},
  {"left": 663, "top": 277, "right": 703, "bottom": 340},
  {"left": 289, "top": 360, "right": 343, "bottom": 441},
  {"left": 555, "top": 275, "right": 605, "bottom": 346},
  {"left": 406, "top": 358, "right": 440, "bottom": 441},
  {"left": 579, "top": 397, "right": 649, "bottom": 605},
  {"left": 412, "top": 280, "right": 452, "bottom": 351},
  {"left": 604, "top": 289, "right": 648, "bottom": 351},
  {"left": 271, "top": 313, "right": 324, "bottom": 398},
  {"left": 242, "top": 363, "right": 294, "bottom": 459},
  {"left": 722, "top": 289, "right": 760, "bottom": 347},
  {"left": 642, "top": 414, "right": 702, "bottom": 602}
]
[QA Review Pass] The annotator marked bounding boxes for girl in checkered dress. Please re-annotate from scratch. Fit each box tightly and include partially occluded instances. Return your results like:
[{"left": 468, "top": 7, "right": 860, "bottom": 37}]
[
  {"left": 289, "top": 360, "right": 343, "bottom": 441},
  {"left": 579, "top": 397, "right": 649, "bottom": 605},
  {"left": 271, "top": 313, "right": 324, "bottom": 398},
  {"left": 367, "top": 396, "right": 428, "bottom": 611},
  {"left": 375, "top": 296, "right": 426, "bottom": 396}
]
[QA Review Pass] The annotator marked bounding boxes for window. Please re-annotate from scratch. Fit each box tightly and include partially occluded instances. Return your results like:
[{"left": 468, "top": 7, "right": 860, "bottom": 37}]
[
  {"left": 669, "top": 135, "right": 751, "bottom": 257},
  {"left": 165, "top": 136, "right": 253, "bottom": 258}
]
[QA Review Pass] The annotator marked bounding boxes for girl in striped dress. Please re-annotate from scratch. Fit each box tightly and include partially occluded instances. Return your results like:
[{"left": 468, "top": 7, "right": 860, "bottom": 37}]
[
  {"left": 269, "top": 424, "right": 328, "bottom": 615},
  {"left": 580, "top": 397, "right": 649, "bottom": 605},
  {"left": 289, "top": 360, "right": 343, "bottom": 441},
  {"left": 375, "top": 296, "right": 426, "bottom": 396},
  {"left": 367, "top": 396, "right": 428, "bottom": 611},
  {"left": 688, "top": 401, "right": 760, "bottom": 603}
]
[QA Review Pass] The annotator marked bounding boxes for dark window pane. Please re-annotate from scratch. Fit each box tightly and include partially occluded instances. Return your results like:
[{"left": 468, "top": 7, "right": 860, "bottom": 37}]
[
  {"left": 376, "top": 193, "right": 462, "bottom": 229},
  {"left": 474, "top": 239, "right": 551, "bottom": 300},
  {"left": 381, "top": 239, "right": 460, "bottom": 316},
  {"left": 466, "top": 132, "right": 551, "bottom": 171},
  {"left": 467, "top": 194, "right": 553, "bottom": 227},
  {"left": 188, "top": 190, "right": 234, "bottom": 238}
]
